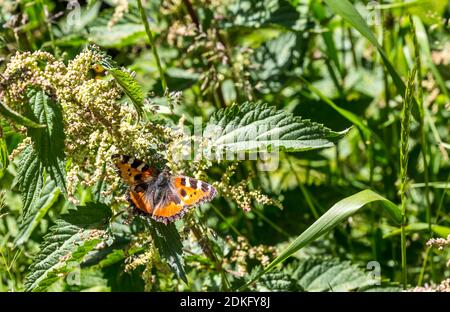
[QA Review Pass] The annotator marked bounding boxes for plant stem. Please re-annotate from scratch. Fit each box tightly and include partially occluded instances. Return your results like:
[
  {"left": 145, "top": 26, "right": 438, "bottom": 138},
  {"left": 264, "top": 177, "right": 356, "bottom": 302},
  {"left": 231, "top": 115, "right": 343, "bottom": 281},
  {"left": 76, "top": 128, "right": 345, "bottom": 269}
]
[
  {"left": 189, "top": 219, "right": 231, "bottom": 290},
  {"left": 210, "top": 204, "right": 242, "bottom": 236},
  {"left": 287, "top": 156, "right": 319, "bottom": 219},
  {"left": 39, "top": 0, "right": 58, "bottom": 57},
  {"left": 417, "top": 246, "right": 430, "bottom": 286},
  {"left": 399, "top": 66, "right": 416, "bottom": 289},
  {"left": 136, "top": 0, "right": 167, "bottom": 93},
  {"left": 410, "top": 16, "right": 432, "bottom": 236}
]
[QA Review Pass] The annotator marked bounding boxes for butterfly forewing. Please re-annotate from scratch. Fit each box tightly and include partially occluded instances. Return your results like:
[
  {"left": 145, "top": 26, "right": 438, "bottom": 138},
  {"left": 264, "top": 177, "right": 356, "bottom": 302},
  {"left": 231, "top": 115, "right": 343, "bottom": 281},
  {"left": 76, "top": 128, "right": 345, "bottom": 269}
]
[
  {"left": 112, "top": 154, "right": 157, "bottom": 185},
  {"left": 171, "top": 176, "right": 217, "bottom": 207}
]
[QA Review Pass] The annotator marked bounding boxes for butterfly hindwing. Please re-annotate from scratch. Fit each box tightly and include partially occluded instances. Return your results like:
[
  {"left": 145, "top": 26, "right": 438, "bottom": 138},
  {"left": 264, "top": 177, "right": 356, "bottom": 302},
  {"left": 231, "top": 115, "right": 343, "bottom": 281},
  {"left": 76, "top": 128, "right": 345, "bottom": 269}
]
[{"left": 128, "top": 189, "right": 153, "bottom": 214}]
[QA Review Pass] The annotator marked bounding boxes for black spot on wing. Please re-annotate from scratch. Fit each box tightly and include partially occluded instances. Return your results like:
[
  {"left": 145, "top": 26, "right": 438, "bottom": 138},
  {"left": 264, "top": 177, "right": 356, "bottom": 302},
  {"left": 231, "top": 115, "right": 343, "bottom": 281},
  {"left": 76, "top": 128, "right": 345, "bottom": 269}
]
[
  {"left": 131, "top": 159, "right": 141, "bottom": 169},
  {"left": 134, "top": 173, "right": 143, "bottom": 181},
  {"left": 189, "top": 178, "right": 198, "bottom": 188},
  {"left": 134, "top": 183, "right": 147, "bottom": 192},
  {"left": 201, "top": 182, "right": 209, "bottom": 192},
  {"left": 180, "top": 189, "right": 187, "bottom": 197},
  {"left": 180, "top": 178, "right": 186, "bottom": 186}
]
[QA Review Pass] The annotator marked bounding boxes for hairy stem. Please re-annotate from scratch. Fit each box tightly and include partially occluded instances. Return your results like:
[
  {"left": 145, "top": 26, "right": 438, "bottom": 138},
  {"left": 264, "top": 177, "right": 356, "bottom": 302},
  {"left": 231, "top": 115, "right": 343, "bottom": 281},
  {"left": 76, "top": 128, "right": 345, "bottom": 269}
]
[{"left": 136, "top": 0, "right": 167, "bottom": 93}]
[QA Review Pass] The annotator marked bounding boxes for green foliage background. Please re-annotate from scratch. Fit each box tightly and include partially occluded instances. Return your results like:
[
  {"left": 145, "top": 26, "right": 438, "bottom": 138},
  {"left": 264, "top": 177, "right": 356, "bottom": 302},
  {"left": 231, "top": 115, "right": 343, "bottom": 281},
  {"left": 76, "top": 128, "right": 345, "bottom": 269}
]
[{"left": 0, "top": 0, "right": 449, "bottom": 292}]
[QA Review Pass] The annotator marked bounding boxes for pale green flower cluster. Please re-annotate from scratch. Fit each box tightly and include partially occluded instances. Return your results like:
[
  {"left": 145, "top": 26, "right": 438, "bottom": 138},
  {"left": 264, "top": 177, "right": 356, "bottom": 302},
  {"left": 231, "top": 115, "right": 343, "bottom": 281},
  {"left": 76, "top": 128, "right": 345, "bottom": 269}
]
[
  {"left": 223, "top": 235, "right": 277, "bottom": 277},
  {"left": 0, "top": 49, "right": 171, "bottom": 203},
  {"left": 213, "top": 163, "right": 282, "bottom": 212}
]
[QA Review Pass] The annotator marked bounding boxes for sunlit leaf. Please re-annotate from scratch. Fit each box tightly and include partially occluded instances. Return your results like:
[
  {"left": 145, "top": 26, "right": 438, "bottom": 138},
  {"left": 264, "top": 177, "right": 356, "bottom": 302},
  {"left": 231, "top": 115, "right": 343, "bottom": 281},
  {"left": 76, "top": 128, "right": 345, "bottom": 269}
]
[
  {"left": 24, "top": 203, "right": 112, "bottom": 292},
  {"left": 242, "top": 189, "right": 401, "bottom": 288},
  {"left": 205, "top": 102, "right": 348, "bottom": 156}
]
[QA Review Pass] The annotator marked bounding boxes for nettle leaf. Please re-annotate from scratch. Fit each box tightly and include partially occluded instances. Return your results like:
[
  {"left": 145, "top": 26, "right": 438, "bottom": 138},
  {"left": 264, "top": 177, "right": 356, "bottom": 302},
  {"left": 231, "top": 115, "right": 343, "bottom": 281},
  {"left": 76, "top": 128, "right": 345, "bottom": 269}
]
[
  {"left": 108, "top": 68, "right": 145, "bottom": 117},
  {"left": 14, "top": 179, "right": 61, "bottom": 246},
  {"left": 24, "top": 203, "right": 112, "bottom": 292},
  {"left": 16, "top": 146, "right": 45, "bottom": 217},
  {"left": 204, "top": 102, "right": 347, "bottom": 157},
  {"left": 95, "top": 48, "right": 145, "bottom": 118},
  {"left": 292, "top": 257, "right": 378, "bottom": 291},
  {"left": 225, "top": 0, "right": 301, "bottom": 30},
  {"left": 146, "top": 218, "right": 188, "bottom": 284},
  {"left": 26, "top": 88, "right": 66, "bottom": 194},
  {"left": 254, "top": 257, "right": 399, "bottom": 292}
]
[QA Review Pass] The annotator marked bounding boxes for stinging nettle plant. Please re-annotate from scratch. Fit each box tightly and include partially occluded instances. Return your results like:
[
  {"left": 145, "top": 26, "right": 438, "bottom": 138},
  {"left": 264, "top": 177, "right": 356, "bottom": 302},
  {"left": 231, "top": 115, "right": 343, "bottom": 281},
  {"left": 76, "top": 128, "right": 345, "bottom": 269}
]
[{"left": 0, "top": 43, "right": 346, "bottom": 291}]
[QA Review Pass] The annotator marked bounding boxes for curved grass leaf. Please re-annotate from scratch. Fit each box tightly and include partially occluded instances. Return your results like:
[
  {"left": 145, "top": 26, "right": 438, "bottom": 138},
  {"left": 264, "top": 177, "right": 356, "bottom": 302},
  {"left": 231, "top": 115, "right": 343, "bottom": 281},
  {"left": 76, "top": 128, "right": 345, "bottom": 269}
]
[
  {"left": 205, "top": 102, "right": 348, "bottom": 156},
  {"left": 322, "top": 0, "right": 420, "bottom": 120},
  {"left": 26, "top": 88, "right": 66, "bottom": 194},
  {"left": 14, "top": 180, "right": 61, "bottom": 246},
  {"left": 299, "top": 77, "right": 372, "bottom": 139},
  {"left": 146, "top": 218, "right": 187, "bottom": 284},
  {"left": 24, "top": 203, "right": 112, "bottom": 292},
  {"left": 241, "top": 189, "right": 401, "bottom": 289}
]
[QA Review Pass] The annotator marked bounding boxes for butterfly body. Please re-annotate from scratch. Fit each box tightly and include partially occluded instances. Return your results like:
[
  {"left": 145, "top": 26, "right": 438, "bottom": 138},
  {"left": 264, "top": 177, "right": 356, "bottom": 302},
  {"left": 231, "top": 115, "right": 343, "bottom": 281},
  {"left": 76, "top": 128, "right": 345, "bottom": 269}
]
[{"left": 112, "top": 155, "right": 217, "bottom": 224}]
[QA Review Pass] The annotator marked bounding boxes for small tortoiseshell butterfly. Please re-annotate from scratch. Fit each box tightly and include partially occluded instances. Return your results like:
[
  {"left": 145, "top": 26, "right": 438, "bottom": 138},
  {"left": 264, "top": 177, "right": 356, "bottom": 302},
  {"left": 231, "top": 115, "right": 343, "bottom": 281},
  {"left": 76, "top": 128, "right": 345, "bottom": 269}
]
[{"left": 112, "top": 154, "right": 217, "bottom": 224}]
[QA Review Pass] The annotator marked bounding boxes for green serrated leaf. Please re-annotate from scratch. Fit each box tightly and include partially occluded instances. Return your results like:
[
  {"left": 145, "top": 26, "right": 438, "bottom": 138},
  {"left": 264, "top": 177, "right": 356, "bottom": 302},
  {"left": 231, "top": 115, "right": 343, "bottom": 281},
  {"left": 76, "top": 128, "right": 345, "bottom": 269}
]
[
  {"left": 205, "top": 102, "right": 347, "bottom": 155},
  {"left": 24, "top": 202, "right": 112, "bottom": 292},
  {"left": 14, "top": 179, "right": 61, "bottom": 246},
  {"left": 293, "top": 257, "right": 378, "bottom": 292},
  {"left": 26, "top": 88, "right": 67, "bottom": 194},
  {"left": 16, "top": 146, "right": 45, "bottom": 217},
  {"left": 108, "top": 68, "right": 145, "bottom": 117}
]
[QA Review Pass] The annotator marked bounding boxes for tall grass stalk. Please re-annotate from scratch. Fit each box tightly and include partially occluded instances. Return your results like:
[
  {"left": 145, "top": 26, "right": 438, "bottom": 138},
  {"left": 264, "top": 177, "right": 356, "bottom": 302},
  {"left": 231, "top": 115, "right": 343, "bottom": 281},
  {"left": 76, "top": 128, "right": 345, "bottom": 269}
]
[
  {"left": 410, "top": 16, "right": 433, "bottom": 284},
  {"left": 136, "top": 0, "right": 167, "bottom": 93},
  {"left": 410, "top": 16, "right": 431, "bottom": 235},
  {"left": 399, "top": 67, "right": 416, "bottom": 288}
]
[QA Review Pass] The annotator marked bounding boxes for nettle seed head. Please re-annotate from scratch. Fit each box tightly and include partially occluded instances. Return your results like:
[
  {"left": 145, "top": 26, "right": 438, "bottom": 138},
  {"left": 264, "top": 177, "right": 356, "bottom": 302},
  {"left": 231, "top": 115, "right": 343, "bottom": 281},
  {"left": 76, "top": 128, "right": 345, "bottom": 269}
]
[{"left": 1, "top": 48, "right": 191, "bottom": 204}]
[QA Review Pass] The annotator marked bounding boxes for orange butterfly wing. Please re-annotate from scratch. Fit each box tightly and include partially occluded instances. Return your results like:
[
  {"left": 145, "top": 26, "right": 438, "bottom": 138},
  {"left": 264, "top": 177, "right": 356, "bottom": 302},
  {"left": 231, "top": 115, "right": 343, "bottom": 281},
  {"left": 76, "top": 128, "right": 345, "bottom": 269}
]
[
  {"left": 113, "top": 154, "right": 217, "bottom": 223},
  {"left": 129, "top": 189, "right": 185, "bottom": 223},
  {"left": 172, "top": 176, "right": 217, "bottom": 207},
  {"left": 128, "top": 190, "right": 153, "bottom": 214},
  {"left": 112, "top": 154, "right": 156, "bottom": 185}
]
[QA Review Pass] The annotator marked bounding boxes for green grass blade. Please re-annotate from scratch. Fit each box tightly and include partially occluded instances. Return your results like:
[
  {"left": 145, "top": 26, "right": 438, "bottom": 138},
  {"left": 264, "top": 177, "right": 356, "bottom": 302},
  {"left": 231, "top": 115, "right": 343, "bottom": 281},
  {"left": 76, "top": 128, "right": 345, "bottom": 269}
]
[
  {"left": 383, "top": 223, "right": 450, "bottom": 239},
  {"left": 322, "top": 0, "right": 420, "bottom": 120},
  {"left": 240, "top": 189, "right": 400, "bottom": 289},
  {"left": 300, "top": 77, "right": 372, "bottom": 139}
]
